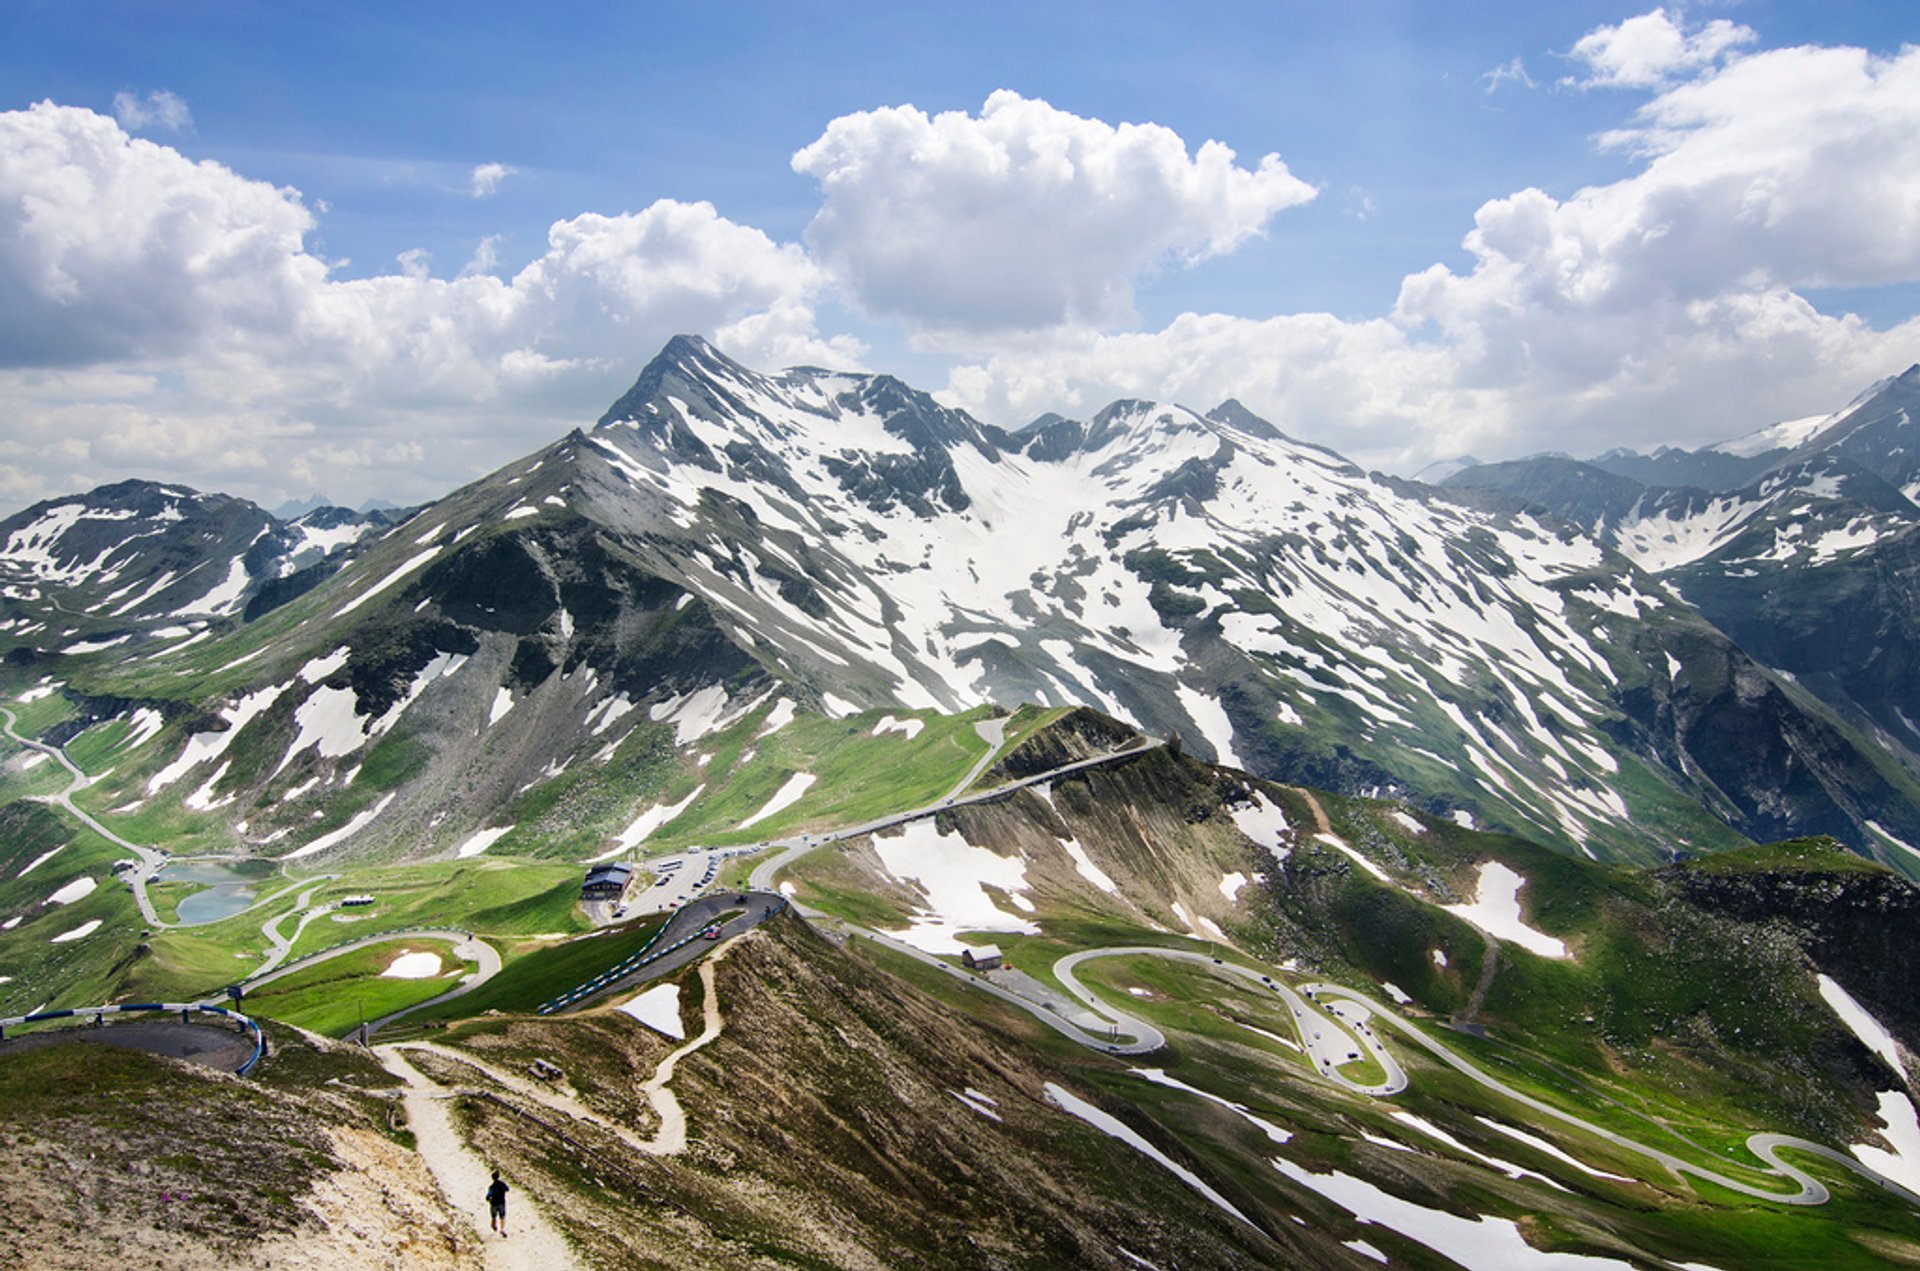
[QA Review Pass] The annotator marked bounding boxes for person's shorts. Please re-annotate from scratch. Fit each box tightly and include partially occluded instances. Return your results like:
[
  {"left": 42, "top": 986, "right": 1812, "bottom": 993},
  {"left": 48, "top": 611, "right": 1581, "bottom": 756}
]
[{"left": 489, "top": 1201, "right": 506, "bottom": 1217}]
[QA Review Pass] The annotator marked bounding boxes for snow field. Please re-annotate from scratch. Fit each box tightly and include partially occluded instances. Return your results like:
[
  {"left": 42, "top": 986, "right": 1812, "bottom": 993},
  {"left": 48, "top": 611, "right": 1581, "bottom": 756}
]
[{"left": 50, "top": 919, "right": 102, "bottom": 943}]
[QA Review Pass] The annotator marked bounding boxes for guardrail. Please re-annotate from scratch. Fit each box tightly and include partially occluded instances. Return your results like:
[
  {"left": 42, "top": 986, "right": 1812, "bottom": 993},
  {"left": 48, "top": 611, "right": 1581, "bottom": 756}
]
[
  {"left": 0, "top": 1001, "right": 266, "bottom": 1076},
  {"left": 537, "top": 897, "right": 784, "bottom": 1016}
]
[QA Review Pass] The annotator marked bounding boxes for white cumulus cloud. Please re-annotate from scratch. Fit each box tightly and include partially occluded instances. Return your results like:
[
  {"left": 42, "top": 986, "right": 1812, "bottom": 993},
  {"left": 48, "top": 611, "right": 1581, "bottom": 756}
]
[
  {"left": 1565, "top": 8, "right": 1755, "bottom": 89},
  {"left": 951, "top": 35, "right": 1920, "bottom": 467},
  {"left": 0, "top": 103, "right": 848, "bottom": 508},
  {"left": 792, "top": 90, "right": 1316, "bottom": 342}
]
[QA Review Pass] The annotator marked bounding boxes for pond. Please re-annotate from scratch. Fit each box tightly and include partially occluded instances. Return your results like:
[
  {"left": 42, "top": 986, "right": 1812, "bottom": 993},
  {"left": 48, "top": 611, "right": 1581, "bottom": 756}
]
[{"left": 157, "top": 859, "right": 273, "bottom": 925}]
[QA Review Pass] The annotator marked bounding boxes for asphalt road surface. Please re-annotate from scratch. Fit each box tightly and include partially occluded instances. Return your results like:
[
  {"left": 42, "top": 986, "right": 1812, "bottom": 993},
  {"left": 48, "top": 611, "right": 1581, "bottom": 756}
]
[{"left": 0, "top": 1018, "right": 256, "bottom": 1071}]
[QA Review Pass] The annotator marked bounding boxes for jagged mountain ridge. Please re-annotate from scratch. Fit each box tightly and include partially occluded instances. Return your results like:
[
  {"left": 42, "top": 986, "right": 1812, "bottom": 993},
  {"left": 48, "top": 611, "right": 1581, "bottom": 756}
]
[
  {"left": 1443, "top": 368, "right": 1920, "bottom": 836},
  {"left": 0, "top": 479, "right": 404, "bottom": 651},
  {"left": 15, "top": 336, "right": 1920, "bottom": 870}
]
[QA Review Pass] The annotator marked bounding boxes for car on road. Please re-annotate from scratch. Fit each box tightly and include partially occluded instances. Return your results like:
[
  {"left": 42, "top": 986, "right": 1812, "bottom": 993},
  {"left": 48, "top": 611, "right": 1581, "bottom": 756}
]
[{"left": 701, "top": 925, "right": 722, "bottom": 941}]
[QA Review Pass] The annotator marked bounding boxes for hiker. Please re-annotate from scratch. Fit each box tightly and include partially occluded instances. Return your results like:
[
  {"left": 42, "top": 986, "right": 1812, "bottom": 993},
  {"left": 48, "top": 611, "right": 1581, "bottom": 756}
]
[{"left": 486, "top": 1169, "right": 510, "bottom": 1237}]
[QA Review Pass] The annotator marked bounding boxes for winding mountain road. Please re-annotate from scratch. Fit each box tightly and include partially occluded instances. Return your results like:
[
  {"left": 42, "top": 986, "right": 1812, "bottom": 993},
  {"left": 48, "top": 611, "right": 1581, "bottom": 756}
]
[
  {"left": 0, "top": 705, "right": 341, "bottom": 942},
  {"left": 1, "top": 704, "right": 167, "bottom": 925},
  {"left": 965, "top": 937, "right": 1920, "bottom": 1211}
]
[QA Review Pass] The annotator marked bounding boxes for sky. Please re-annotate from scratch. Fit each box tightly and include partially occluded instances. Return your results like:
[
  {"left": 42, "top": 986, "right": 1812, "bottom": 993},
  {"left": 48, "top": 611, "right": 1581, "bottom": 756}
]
[{"left": 1, "top": 1, "right": 1917, "bottom": 513}]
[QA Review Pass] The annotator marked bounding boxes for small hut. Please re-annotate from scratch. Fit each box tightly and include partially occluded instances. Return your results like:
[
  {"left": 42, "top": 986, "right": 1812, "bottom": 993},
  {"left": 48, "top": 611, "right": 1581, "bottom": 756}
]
[{"left": 961, "top": 944, "right": 1003, "bottom": 971}]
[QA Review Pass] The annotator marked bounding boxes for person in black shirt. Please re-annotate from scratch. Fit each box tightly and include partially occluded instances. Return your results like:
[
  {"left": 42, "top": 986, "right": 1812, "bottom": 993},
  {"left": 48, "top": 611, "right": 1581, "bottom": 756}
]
[{"left": 486, "top": 1169, "right": 510, "bottom": 1237}]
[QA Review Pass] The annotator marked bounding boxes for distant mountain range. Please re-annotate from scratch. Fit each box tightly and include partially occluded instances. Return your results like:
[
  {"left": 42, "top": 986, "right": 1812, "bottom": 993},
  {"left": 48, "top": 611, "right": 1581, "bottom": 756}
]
[{"left": 4, "top": 340, "right": 1920, "bottom": 871}]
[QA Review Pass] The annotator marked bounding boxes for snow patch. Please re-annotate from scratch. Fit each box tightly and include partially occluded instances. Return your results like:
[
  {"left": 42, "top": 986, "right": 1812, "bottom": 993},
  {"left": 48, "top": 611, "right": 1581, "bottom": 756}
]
[
  {"left": 1850, "top": 1091, "right": 1920, "bottom": 1195},
  {"left": 601, "top": 784, "right": 707, "bottom": 857},
  {"left": 1176, "top": 685, "right": 1243, "bottom": 768},
  {"left": 872, "top": 819, "right": 1038, "bottom": 954},
  {"left": 1132, "top": 1068, "right": 1292, "bottom": 1144},
  {"left": 382, "top": 950, "right": 444, "bottom": 979},
  {"left": 871, "top": 714, "right": 926, "bottom": 741},
  {"left": 1314, "top": 832, "right": 1392, "bottom": 883},
  {"left": 1046, "top": 1083, "right": 1254, "bottom": 1227},
  {"left": 454, "top": 826, "right": 514, "bottom": 859},
  {"left": 280, "top": 792, "right": 397, "bottom": 860},
  {"left": 333, "top": 545, "right": 442, "bottom": 617},
  {"left": 1819, "top": 974, "right": 1906, "bottom": 1081},
  {"left": 1229, "top": 792, "right": 1291, "bottom": 864},
  {"left": 46, "top": 876, "right": 97, "bottom": 905},
  {"left": 148, "top": 681, "right": 291, "bottom": 794},
  {"left": 1441, "top": 861, "right": 1567, "bottom": 959},
  {"left": 755, "top": 698, "right": 797, "bottom": 737},
  {"left": 50, "top": 919, "right": 102, "bottom": 943},
  {"left": 1474, "top": 1117, "right": 1635, "bottom": 1182},
  {"left": 16, "top": 845, "right": 65, "bottom": 877},
  {"left": 1271, "top": 1156, "right": 1633, "bottom": 1268},
  {"left": 952, "top": 1088, "right": 1002, "bottom": 1121},
  {"left": 1060, "top": 837, "right": 1119, "bottom": 894},
  {"left": 739, "top": 772, "right": 817, "bottom": 830},
  {"left": 120, "top": 708, "right": 164, "bottom": 750},
  {"left": 617, "top": 983, "right": 685, "bottom": 1039},
  {"left": 648, "top": 685, "right": 732, "bottom": 745},
  {"left": 299, "top": 646, "right": 350, "bottom": 683}
]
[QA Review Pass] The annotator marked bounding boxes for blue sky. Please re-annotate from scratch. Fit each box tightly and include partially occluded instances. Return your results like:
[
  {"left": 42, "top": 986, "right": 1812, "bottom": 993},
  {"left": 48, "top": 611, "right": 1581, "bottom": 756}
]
[{"left": 2, "top": 2, "right": 1917, "bottom": 509}]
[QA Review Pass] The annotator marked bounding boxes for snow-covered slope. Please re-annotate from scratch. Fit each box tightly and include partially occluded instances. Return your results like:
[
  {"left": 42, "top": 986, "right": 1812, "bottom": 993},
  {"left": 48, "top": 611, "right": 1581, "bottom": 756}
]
[
  {"left": 13, "top": 339, "right": 1920, "bottom": 869},
  {"left": 0, "top": 481, "right": 399, "bottom": 656}
]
